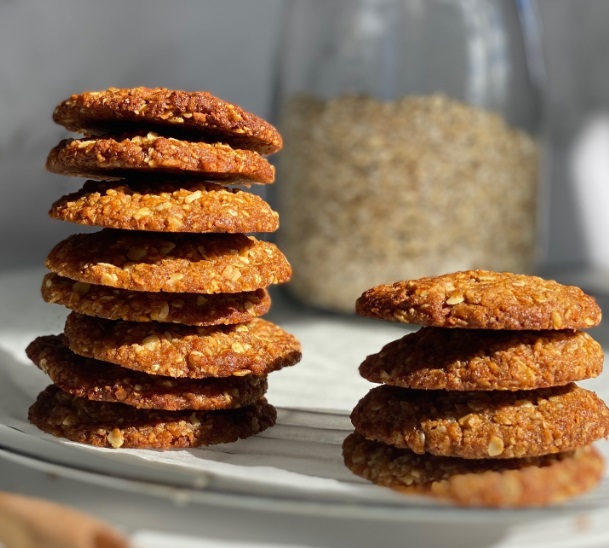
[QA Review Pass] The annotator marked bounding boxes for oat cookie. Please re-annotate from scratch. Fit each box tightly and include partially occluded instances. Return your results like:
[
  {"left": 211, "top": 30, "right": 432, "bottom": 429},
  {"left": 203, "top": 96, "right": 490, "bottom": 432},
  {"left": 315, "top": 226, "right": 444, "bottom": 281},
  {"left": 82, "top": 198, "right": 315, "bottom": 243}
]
[
  {"left": 46, "top": 133, "right": 275, "bottom": 184},
  {"left": 356, "top": 270, "right": 602, "bottom": 330},
  {"left": 342, "top": 433, "right": 604, "bottom": 508},
  {"left": 27, "top": 335, "right": 267, "bottom": 411},
  {"left": 351, "top": 384, "right": 609, "bottom": 459},
  {"left": 359, "top": 327, "right": 603, "bottom": 391},
  {"left": 64, "top": 313, "right": 302, "bottom": 378},
  {"left": 45, "top": 230, "right": 292, "bottom": 294},
  {"left": 29, "top": 384, "right": 276, "bottom": 449},
  {"left": 42, "top": 273, "right": 271, "bottom": 326},
  {"left": 49, "top": 180, "right": 279, "bottom": 233},
  {"left": 53, "top": 87, "right": 282, "bottom": 154}
]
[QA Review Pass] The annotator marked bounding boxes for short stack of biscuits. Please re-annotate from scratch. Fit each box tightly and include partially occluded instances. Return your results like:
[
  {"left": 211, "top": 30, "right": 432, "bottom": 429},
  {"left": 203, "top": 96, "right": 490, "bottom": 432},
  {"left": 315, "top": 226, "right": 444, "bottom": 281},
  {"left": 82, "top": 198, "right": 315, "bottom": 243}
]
[
  {"left": 344, "top": 269, "right": 609, "bottom": 507},
  {"left": 26, "top": 87, "right": 302, "bottom": 449}
]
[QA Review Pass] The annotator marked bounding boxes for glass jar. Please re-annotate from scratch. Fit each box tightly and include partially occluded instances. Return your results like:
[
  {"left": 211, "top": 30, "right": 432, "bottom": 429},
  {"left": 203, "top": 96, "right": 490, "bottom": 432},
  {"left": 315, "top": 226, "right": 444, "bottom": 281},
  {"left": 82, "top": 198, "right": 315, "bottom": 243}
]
[{"left": 273, "top": 0, "right": 546, "bottom": 313}]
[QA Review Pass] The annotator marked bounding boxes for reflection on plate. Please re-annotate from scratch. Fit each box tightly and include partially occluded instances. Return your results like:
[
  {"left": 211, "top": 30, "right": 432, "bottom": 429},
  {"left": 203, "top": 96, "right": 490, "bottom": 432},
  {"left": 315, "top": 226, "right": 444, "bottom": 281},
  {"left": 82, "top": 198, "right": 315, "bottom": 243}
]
[{"left": 1, "top": 269, "right": 609, "bottom": 526}]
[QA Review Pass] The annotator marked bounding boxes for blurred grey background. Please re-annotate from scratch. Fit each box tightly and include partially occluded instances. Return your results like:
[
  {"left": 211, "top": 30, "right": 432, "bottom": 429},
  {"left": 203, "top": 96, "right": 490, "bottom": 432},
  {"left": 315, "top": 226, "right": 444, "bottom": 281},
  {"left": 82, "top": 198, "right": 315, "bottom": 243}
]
[{"left": 1, "top": 0, "right": 608, "bottom": 278}]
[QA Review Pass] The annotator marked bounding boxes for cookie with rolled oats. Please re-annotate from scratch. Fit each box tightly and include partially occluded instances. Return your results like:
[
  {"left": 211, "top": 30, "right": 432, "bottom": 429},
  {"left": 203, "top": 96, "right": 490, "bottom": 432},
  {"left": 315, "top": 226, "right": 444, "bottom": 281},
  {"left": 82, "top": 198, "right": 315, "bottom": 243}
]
[
  {"left": 356, "top": 269, "right": 602, "bottom": 330},
  {"left": 45, "top": 230, "right": 292, "bottom": 294},
  {"left": 351, "top": 384, "right": 609, "bottom": 459},
  {"left": 49, "top": 180, "right": 279, "bottom": 233},
  {"left": 342, "top": 432, "right": 604, "bottom": 508},
  {"left": 46, "top": 133, "right": 275, "bottom": 184},
  {"left": 63, "top": 313, "right": 302, "bottom": 378},
  {"left": 41, "top": 273, "right": 271, "bottom": 326},
  {"left": 29, "top": 384, "right": 276, "bottom": 449},
  {"left": 27, "top": 335, "right": 267, "bottom": 411},
  {"left": 52, "top": 87, "right": 282, "bottom": 154},
  {"left": 359, "top": 327, "right": 604, "bottom": 391}
]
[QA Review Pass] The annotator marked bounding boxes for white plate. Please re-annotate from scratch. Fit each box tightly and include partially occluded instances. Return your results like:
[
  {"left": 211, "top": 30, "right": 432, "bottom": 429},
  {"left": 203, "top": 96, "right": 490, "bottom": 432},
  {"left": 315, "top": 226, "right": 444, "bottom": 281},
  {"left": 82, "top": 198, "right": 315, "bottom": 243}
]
[{"left": 1, "top": 268, "right": 609, "bottom": 528}]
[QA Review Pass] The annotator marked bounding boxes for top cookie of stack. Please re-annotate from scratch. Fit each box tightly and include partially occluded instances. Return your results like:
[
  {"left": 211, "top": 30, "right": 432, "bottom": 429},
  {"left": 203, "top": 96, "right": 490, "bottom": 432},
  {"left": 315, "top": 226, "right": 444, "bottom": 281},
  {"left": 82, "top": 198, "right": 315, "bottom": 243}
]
[{"left": 27, "top": 87, "right": 301, "bottom": 450}]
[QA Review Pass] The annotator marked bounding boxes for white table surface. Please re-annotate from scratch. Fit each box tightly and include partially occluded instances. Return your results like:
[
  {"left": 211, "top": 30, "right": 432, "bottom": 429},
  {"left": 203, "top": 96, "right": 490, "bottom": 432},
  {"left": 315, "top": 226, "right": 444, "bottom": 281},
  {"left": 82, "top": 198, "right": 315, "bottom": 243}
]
[{"left": 1, "top": 268, "right": 609, "bottom": 548}]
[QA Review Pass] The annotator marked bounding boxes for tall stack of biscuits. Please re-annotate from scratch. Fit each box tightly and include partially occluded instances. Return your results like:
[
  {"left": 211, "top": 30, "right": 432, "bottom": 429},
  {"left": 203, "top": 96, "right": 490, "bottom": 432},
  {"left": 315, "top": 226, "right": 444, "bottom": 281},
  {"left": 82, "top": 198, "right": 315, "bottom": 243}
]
[
  {"left": 344, "top": 269, "right": 609, "bottom": 507},
  {"left": 26, "top": 87, "right": 302, "bottom": 449}
]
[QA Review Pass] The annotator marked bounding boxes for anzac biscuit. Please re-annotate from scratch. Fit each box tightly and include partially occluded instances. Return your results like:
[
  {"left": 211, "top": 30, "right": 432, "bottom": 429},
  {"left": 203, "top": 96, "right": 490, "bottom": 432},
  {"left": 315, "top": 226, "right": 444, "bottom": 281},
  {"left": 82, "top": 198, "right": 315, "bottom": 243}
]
[
  {"left": 49, "top": 180, "right": 279, "bottom": 233},
  {"left": 41, "top": 273, "right": 271, "bottom": 326},
  {"left": 45, "top": 230, "right": 292, "bottom": 294},
  {"left": 46, "top": 133, "right": 275, "bottom": 184},
  {"left": 342, "top": 432, "right": 604, "bottom": 508},
  {"left": 52, "top": 87, "right": 282, "bottom": 154},
  {"left": 29, "top": 384, "right": 276, "bottom": 449},
  {"left": 356, "top": 270, "right": 602, "bottom": 330},
  {"left": 359, "top": 327, "right": 603, "bottom": 391},
  {"left": 26, "top": 335, "right": 267, "bottom": 411},
  {"left": 64, "top": 313, "right": 302, "bottom": 378},
  {"left": 351, "top": 384, "right": 609, "bottom": 459}
]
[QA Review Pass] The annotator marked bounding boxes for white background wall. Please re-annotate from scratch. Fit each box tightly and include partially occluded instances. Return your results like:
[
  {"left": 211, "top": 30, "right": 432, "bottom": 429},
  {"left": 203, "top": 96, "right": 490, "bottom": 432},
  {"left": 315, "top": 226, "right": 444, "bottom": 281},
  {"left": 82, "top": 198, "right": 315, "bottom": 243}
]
[
  {"left": 537, "top": 0, "right": 609, "bottom": 274},
  {"left": 1, "top": 0, "right": 608, "bottom": 275}
]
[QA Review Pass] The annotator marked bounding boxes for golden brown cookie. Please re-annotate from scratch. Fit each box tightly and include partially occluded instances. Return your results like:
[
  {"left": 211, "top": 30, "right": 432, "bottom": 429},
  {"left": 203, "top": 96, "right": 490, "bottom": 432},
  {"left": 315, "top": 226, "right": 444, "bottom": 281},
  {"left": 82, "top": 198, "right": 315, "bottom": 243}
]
[
  {"left": 63, "top": 312, "right": 302, "bottom": 378},
  {"left": 45, "top": 230, "right": 292, "bottom": 294},
  {"left": 351, "top": 384, "right": 609, "bottom": 459},
  {"left": 46, "top": 133, "right": 275, "bottom": 184},
  {"left": 41, "top": 273, "right": 271, "bottom": 326},
  {"left": 29, "top": 384, "right": 276, "bottom": 449},
  {"left": 52, "top": 87, "right": 282, "bottom": 154},
  {"left": 26, "top": 335, "right": 267, "bottom": 411},
  {"left": 49, "top": 180, "right": 279, "bottom": 233},
  {"left": 342, "top": 432, "right": 604, "bottom": 508},
  {"left": 356, "top": 270, "right": 602, "bottom": 330},
  {"left": 359, "top": 327, "right": 603, "bottom": 391}
]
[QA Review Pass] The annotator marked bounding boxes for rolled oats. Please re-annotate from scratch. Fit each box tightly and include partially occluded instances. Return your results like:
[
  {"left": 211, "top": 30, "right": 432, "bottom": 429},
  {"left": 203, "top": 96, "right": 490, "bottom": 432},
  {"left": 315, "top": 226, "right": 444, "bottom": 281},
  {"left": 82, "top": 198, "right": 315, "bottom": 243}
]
[{"left": 277, "top": 94, "right": 539, "bottom": 313}]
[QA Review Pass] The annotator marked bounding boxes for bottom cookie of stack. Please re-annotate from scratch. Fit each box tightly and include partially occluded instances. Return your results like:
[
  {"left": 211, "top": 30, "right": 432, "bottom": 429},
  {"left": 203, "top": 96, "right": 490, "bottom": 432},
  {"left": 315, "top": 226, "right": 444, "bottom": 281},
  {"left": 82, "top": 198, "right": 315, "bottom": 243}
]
[
  {"left": 29, "top": 384, "right": 276, "bottom": 450},
  {"left": 343, "top": 432, "right": 604, "bottom": 508}
]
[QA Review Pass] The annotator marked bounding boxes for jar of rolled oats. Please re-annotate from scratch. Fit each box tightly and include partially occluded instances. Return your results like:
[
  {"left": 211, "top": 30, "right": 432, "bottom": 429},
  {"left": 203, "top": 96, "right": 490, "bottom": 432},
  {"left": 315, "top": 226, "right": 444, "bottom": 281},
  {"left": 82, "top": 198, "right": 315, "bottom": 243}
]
[{"left": 274, "top": 0, "right": 546, "bottom": 313}]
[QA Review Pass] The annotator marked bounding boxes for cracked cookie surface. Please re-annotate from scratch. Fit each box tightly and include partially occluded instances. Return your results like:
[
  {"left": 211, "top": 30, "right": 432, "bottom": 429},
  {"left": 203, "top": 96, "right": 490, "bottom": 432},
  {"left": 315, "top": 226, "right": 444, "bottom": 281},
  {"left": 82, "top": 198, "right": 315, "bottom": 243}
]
[
  {"left": 356, "top": 269, "right": 602, "bottom": 330},
  {"left": 52, "top": 87, "right": 282, "bottom": 154}
]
